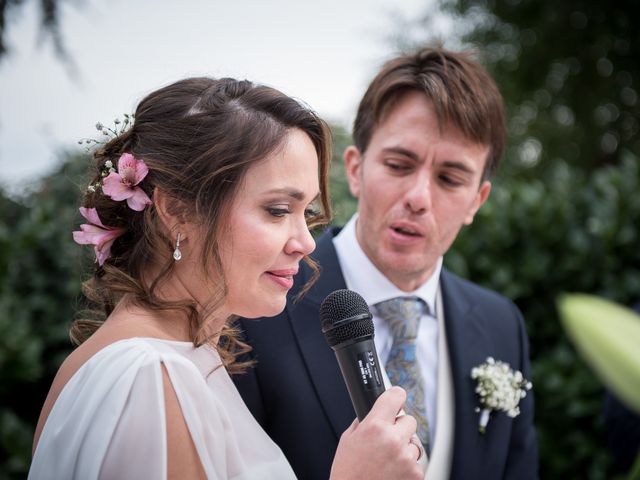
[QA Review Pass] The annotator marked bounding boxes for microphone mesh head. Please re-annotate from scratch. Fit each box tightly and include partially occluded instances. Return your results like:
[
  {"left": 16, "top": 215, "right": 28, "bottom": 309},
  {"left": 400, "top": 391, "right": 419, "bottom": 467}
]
[{"left": 320, "top": 289, "right": 374, "bottom": 347}]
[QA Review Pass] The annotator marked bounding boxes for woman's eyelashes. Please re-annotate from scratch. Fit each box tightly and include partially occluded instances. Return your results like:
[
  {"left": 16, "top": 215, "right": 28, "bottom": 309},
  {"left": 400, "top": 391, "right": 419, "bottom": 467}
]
[
  {"left": 265, "top": 204, "right": 320, "bottom": 220},
  {"left": 266, "top": 205, "right": 291, "bottom": 218},
  {"left": 304, "top": 206, "right": 320, "bottom": 218}
]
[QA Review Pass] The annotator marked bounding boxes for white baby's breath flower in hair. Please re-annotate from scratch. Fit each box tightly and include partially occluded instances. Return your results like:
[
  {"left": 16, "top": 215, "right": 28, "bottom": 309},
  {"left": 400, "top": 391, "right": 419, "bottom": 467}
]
[{"left": 80, "top": 115, "right": 136, "bottom": 152}]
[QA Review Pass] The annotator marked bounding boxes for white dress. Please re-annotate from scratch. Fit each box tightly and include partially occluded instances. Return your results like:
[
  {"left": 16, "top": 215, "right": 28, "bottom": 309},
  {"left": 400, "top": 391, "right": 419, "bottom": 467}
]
[{"left": 29, "top": 337, "right": 297, "bottom": 479}]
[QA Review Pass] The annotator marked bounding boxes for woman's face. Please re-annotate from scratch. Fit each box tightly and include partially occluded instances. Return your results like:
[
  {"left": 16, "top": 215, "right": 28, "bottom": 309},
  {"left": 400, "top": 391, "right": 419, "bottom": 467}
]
[{"left": 218, "top": 128, "right": 320, "bottom": 318}]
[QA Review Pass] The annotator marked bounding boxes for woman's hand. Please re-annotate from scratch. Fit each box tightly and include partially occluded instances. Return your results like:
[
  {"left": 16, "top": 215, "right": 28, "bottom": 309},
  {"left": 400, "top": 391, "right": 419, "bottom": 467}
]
[{"left": 330, "top": 386, "right": 425, "bottom": 480}]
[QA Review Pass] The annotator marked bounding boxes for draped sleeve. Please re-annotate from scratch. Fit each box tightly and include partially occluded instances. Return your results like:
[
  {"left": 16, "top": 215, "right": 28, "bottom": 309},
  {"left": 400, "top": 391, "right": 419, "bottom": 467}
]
[{"left": 28, "top": 338, "right": 271, "bottom": 480}]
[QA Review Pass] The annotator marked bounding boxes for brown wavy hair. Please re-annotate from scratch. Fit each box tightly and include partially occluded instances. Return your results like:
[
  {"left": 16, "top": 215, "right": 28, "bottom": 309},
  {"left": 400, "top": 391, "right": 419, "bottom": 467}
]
[
  {"left": 353, "top": 46, "right": 506, "bottom": 180},
  {"left": 71, "top": 77, "right": 332, "bottom": 373}
]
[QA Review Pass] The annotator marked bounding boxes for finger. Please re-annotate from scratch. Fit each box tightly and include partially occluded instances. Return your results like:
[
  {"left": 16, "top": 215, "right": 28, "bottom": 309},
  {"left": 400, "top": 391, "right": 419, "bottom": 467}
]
[
  {"left": 409, "top": 435, "right": 424, "bottom": 462},
  {"left": 394, "top": 413, "right": 418, "bottom": 440},
  {"left": 365, "top": 386, "right": 407, "bottom": 422},
  {"left": 345, "top": 417, "right": 359, "bottom": 434}
]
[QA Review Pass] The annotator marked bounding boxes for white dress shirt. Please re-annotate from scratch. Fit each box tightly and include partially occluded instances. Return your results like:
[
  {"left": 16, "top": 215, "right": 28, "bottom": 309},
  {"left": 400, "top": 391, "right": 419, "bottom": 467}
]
[{"left": 333, "top": 214, "right": 443, "bottom": 445}]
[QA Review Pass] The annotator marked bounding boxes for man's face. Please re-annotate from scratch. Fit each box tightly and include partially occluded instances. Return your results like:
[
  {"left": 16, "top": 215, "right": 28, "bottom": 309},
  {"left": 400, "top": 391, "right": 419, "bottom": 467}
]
[{"left": 345, "top": 90, "right": 492, "bottom": 291}]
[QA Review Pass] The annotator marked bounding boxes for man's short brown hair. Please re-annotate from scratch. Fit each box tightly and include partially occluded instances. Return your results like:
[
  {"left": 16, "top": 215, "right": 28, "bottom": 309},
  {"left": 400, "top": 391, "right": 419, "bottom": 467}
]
[{"left": 352, "top": 47, "right": 506, "bottom": 180}]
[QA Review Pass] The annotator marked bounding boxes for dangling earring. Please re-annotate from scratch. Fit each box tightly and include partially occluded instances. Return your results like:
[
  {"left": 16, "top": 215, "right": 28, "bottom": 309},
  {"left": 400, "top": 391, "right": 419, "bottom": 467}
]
[{"left": 173, "top": 233, "right": 182, "bottom": 261}]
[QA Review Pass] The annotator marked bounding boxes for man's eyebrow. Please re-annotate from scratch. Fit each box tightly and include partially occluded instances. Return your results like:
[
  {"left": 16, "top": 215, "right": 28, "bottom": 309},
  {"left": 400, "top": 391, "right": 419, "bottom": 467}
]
[
  {"left": 381, "top": 146, "right": 420, "bottom": 162},
  {"left": 441, "top": 160, "right": 476, "bottom": 175},
  {"left": 382, "top": 147, "right": 477, "bottom": 174}
]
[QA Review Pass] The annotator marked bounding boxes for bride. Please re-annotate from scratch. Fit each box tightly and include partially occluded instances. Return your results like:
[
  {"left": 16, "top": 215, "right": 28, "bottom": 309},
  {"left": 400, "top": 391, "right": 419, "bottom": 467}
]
[{"left": 29, "top": 77, "right": 423, "bottom": 479}]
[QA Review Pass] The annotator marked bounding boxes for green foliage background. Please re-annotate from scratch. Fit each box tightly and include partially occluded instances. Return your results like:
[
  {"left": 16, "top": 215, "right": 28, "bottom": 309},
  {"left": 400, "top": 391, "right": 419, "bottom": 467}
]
[
  {"left": 436, "top": 0, "right": 639, "bottom": 177},
  {"left": 0, "top": 153, "right": 90, "bottom": 478},
  {"left": 451, "top": 157, "right": 640, "bottom": 479}
]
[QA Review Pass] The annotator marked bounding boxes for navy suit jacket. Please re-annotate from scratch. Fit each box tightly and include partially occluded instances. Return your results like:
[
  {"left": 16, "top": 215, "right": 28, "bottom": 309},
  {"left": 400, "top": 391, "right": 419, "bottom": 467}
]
[{"left": 234, "top": 228, "right": 538, "bottom": 479}]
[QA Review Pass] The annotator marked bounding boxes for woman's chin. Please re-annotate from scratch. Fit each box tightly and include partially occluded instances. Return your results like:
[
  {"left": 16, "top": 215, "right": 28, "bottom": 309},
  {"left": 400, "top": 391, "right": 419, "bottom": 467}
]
[{"left": 237, "top": 299, "right": 286, "bottom": 320}]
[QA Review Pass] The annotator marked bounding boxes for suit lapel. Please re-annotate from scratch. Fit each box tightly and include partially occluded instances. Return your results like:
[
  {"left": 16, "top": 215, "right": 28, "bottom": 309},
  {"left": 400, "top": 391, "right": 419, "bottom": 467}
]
[
  {"left": 440, "top": 270, "right": 496, "bottom": 477},
  {"left": 441, "top": 269, "right": 490, "bottom": 384},
  {"left": 286, "top": 228, "right": 356, "bottom": 437}
]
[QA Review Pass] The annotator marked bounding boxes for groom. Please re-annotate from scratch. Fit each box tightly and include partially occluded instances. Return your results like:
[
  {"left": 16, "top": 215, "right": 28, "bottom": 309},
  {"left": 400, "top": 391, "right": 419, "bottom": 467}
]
[{"left": 234, "top": 46, "right": 538, "bottom": 479}]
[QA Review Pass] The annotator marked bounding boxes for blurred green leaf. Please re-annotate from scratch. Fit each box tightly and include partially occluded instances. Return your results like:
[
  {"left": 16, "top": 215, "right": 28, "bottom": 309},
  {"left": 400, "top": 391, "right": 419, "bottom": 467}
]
[{"left": 559, "top": 294, "right": 640, "bottom": 414}]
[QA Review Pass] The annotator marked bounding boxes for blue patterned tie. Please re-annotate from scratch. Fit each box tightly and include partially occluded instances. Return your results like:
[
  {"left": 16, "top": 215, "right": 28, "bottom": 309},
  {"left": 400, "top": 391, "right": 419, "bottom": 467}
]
[{"left": 375, "top": 296, "right": 430, "bottom": 452}]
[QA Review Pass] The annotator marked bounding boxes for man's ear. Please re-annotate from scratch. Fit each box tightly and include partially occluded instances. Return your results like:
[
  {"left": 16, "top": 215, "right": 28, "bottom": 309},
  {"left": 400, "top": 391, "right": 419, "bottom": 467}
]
[
  {"left": 344, "top": 146, "right": 363, "bottom": 198},
  {"left": 463, "top": 180, "right": 492, "bottom": 225}
]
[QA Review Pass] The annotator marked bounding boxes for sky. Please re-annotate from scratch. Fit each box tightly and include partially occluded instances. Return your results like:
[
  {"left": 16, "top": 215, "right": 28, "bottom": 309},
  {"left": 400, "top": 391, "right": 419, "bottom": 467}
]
[{"left": 0, "top": 0, "right": 447, "bottom": 194}]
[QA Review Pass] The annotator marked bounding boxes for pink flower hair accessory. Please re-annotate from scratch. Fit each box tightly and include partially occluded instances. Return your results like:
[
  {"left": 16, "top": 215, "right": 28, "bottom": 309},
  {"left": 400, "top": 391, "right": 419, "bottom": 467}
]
[
  {"left": 72, "top": 207, "right": 125, "bottom": 266},
  {"left": 102, "top": 153, "right": 152, "bottom": 211}
]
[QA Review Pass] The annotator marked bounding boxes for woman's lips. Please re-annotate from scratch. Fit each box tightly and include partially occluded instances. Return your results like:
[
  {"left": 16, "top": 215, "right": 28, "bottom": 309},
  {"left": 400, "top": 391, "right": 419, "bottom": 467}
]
[{"left": 265, "top": 269, "right": 298, "bottom": 289}]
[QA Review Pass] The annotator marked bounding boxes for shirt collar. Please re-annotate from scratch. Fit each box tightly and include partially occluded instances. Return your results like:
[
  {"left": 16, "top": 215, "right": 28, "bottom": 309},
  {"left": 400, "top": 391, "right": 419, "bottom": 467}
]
[{"left": 333, "top": 214, "right": 442, "bottom": 315}]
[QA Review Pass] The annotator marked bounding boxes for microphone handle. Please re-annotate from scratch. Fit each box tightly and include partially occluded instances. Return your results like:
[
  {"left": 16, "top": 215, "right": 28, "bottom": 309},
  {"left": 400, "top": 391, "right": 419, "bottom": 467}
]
[{"left": 333, "top": 337, "right": 386, "bottom": 420}]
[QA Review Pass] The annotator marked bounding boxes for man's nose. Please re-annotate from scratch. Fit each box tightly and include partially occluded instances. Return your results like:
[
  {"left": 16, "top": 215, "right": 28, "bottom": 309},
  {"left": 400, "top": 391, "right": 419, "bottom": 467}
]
[{"left": 404, "top": 173, "right": 431, "bottom": 214}]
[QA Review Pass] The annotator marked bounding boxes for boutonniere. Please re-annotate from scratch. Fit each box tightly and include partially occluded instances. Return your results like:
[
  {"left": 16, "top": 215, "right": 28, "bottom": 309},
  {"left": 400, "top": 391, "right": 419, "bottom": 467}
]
[{"left": 471, "top": 357, "right": 532, "bottom": 433}]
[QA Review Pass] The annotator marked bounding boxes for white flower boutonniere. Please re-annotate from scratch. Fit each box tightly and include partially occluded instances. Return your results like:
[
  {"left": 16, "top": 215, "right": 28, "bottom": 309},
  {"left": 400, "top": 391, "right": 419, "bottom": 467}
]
[{"left": 471, "top": 357, "right": 532, "bottom": 433}]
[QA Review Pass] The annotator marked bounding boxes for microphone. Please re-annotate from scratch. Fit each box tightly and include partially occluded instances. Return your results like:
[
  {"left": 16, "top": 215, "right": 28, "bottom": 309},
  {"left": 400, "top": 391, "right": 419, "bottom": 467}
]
[{"left": 320, "top": 289, "right": 386, "bottom": 420}]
